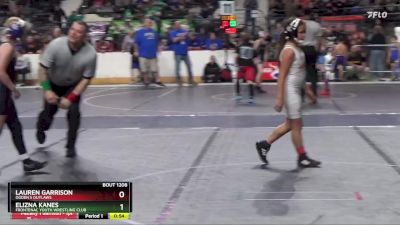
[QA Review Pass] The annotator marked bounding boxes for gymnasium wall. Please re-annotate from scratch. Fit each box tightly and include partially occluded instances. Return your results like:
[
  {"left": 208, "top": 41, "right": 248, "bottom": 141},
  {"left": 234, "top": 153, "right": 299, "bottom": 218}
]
[{"left": 24, "top": 50, "right": 237, "bottom": 84}]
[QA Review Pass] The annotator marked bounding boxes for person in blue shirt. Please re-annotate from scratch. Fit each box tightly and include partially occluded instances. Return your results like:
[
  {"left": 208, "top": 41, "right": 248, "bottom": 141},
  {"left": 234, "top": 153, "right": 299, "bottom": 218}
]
[
  {"left": 188, "top": 31, "right": 203, "bottom": 50},
  {"left": 169, "top": 21, "right": 196, "bottom": 86},
  {"left": 205, "top": 32, "right": 223, "bottom": 50},
  {"left": 135, "top": 18, "right": 164, "bottom": 87}
]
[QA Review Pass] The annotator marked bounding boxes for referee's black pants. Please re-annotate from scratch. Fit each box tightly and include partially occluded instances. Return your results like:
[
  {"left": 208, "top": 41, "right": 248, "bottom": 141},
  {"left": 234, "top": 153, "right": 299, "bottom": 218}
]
[
  {"left": 301, "top": 45, "right": 319, "bottom": 96},
  {"left": 37, "top": 83, "right": 81, "bottom": 150}
]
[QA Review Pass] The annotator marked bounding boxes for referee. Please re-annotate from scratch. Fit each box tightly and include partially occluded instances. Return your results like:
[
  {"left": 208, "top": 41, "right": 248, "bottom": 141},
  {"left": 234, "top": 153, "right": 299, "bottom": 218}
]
[
  {"left": 36, "top": 21, "right": 97, "bottom": 158},
  {"left": 301, "top": 11, "right": 322, "bottom": 98}
]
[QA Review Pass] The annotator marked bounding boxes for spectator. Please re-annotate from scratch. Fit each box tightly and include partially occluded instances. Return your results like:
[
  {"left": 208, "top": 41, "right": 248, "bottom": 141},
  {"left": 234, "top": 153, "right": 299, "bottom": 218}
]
[
  {"left": 67, "top": 11, "right": 83, "bottom": 28},
  {"left": 135, "top": 18, "right": 165, "bottom": 87},
  {"left": 350, "top": 30, "right": 366, "bottom": 46},
  {"left": 273, "top": 23, "right": 283, "bottom": 43},
  {"left": 170, "top": 21, "right": 196, "bottom": 86},
  {"left": 200, "top": 1, "right": 215, "bottom": 19},
  {"left": 37, "top": 36, "right": 52, "bottom": 55},
  {"left": 323, "top": 27, "right": 337, "bottom": 47},
  {"left": 52, "top": 26, "right": 64, "bottom": 39},
  {"left": 332, "top": 38, "right": 350, "bottom": 81},
  {"left": 332, "top": 25, "right": 346, "bottom": 42},
  {"left": 203, "top": 55, "right": 221, "bottom": 83},
  {"left": 23, "top": 35, "right": 40, "bottom": 54},
  {"left": 95, "top": 0, "right": 105, "bottom": 8},
  {"left": 96, "top": 37, "right": 114, "bottom": 53},
  {"left": 387, "top": 35, "right": 400, "bottom": 80},
  {"left": 253, "top": 31, "right": 270, "bottom": 93},
  {"left": 115, "top": 0, "right": 133, "bottom": 6},
  {"left": 167, "top": 0, "right": 180, "bottom": 11},
  {"left": 123, "top": 8, "right": 134, "bottom": 20},
  {"left": 162, "top": 26, "right": 174, "bottom": 47},
  {"left": 188, "top": 31, "right": 203, "bottom": 50},
  {"left": 205, "top": 32, "right": 223, "bottom": 50},
  {"left": 8, "top": 0, "right": 24, "bottom": 17},
  {"left": 107, "top": 21, "right": 122, "bottom": 50},
  {"left": 235, "top": 33, "right": 257, "bottom": 103},
  {"left": 52, "top": 5, "right": 67, "bottom": 28},
  {"left": 270, "top": 0, "right": 285, "bottom": 17},
  {"left": 317, "top": 46, "right": 327, "bottom": 75},
  {"left": 346, "top": 46, "right": 367, "bottom": 80},
  {"left": 223, "top": 33, "right": 238, "bottom": 49},
  {"left": 32, "top": 30, "right": 42, "bottom": 47},
  {"left": 130, "top": 45, "right": 141, "bottom": 84},
  {"left": 196, "top": 27, "right": 208, "bottom": 46},
  {"left": 368, "top": 25, "right": 387, "bottom": 79},
  {"left": 121, "top": 30, "right": 135, "bottom": 52},
  {"left": 15, "top": 49, "right": 31, "bottom": 86},
  {"left": 244, "top": 0, "right": 258, "bottom": 30},
  {"left": 159, "top": 38, "right": 170, "bottom": 51}
]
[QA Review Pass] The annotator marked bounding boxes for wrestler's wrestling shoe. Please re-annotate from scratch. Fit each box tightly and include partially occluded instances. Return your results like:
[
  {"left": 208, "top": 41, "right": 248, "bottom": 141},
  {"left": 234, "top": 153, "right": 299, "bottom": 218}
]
[
  {"left": 255, "top": 140, "right": 270, "bottom": 164},
  {"left": 298, "top": 154, "right": 321, "bottom": 168}
]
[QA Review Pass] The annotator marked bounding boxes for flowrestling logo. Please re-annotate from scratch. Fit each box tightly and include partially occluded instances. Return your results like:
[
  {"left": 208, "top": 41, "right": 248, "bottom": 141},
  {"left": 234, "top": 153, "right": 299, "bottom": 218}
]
[{"left": 366, "top": 11, "right": 388, "bottom": 19}]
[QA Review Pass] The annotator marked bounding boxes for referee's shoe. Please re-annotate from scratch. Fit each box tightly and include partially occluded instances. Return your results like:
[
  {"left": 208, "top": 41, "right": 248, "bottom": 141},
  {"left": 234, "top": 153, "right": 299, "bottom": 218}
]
[
  {"left": 23, "top": 159, "right": 47, "bottom": 172},
  {"left": 36, "top": 129, "right": 46, "bottom": 144}
]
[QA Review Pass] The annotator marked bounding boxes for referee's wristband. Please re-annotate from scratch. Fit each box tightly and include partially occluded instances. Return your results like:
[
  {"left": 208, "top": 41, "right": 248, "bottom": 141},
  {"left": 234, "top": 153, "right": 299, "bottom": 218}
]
[
  {"left": 41, "top": 80, "right": 51, "bottom": 91},
  {"left": 67, "top": 92, "right": 80, "bottom": 103}
]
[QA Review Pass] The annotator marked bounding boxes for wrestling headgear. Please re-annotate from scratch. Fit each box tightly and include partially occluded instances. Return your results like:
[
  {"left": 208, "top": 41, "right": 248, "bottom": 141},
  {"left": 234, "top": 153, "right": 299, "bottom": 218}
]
[
  {"left": 3, "top": 17, "right": 28, "bottom": 39},
  {"left": 282, "top": 17, "right": 302, "bottom": 41}
]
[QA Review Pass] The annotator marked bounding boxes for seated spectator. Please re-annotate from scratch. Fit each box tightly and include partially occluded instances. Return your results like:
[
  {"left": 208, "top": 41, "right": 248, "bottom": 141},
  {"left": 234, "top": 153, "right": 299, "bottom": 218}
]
[
  {"left": 346, "top": 46, "right": 366, "bottom": 80},
  {"left": 159, "top": 38, "right": 170, "bottom": 51},
  {"left": 96, "top": 37, "right": 115, "bottom": 53},
  {"left": 323, "top": 27, "right": 337, "bottom": 47},
  {"left": 188, "top": 31, "right": 203, "bottom": 50},
  {"left": 203, "top": 55, "right": 221, "bottom": 83},
  {"left": 317, "top": 46, "right": 335, "bottom": 80},
  {"left": 223, "top": 33, "right": 238, "bottom": 49},
  {"left": 196, "top": 28, "right": 208, "bottom": 46},
  {"left": 15, "top": 49, "right": 31, "bottom": 86},
  {"left": 205, "top": 32, "right": 223, "bottom": 50},
  {"left": 37, "top": 37, "right": 52, "bottom": 55},
  {"left": 23, "top": 35, "right": 40, "bottom": 54}
]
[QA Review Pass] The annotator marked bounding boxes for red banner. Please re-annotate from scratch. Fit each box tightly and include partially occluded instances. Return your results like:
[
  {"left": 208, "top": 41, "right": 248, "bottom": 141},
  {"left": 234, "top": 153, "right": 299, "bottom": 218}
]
[{"left": 262, "top": 61, "right": 279, "bottom": 81}]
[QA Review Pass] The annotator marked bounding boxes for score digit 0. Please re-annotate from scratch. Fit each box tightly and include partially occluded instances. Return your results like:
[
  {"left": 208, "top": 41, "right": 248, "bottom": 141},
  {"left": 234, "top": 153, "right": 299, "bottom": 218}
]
[{"left": 119, "top": 191, "right": 125, "bottom": 198}]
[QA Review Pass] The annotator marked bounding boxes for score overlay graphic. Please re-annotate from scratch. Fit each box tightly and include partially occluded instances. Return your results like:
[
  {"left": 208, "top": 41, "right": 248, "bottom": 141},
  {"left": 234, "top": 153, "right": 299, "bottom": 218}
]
[{"left": 8, "top": 182, "right": 132, "bottom": 220}]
